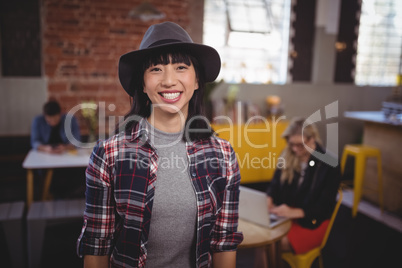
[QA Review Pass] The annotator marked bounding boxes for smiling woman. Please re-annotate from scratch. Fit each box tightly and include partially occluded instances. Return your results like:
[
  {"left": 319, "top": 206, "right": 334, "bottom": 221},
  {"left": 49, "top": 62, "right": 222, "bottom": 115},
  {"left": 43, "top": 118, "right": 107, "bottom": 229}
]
[{"left": 77, "top": 22, "right": 243, "bottom": 268}]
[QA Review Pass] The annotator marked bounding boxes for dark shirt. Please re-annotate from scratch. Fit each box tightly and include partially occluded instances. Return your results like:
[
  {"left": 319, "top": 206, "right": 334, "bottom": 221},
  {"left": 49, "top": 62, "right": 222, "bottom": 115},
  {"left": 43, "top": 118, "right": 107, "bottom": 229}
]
[
  {"left": 48, "top": 123, "right": 63, "bottom": 145},
  {"left": 30, "top": 114, "right": 81, "bottom": 149},
  {"left": 267, "top": 143, "right": 340, "bottom": 229}
]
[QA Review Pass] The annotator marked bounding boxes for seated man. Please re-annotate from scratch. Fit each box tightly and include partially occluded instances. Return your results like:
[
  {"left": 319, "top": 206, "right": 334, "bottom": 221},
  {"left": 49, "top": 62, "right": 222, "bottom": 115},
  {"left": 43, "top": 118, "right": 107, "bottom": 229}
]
[
  {"left": 31, "top": 100, "right": 81, "bottom": 153},
  {"left": 30, "top": 100, "right": 85, "bottom": 198}
]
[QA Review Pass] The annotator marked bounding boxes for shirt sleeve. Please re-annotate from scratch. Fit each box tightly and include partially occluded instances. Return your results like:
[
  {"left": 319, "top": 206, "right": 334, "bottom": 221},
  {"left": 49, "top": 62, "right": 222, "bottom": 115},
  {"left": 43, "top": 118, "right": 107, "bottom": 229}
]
[
  {"left": 210, "top": 144, "right": 244, "bottom": 252},
  {"left": 70, "top": 115, "right": 81, "bottom": 144},
  {"left": 62, "top": 114, "right": 81, "bottom": 145},
  {"left": 30, "top": 116, "right": 43, "bottom": 150},
  {"left": 77, "top": 142, "right": 115, "bottom": 257}
]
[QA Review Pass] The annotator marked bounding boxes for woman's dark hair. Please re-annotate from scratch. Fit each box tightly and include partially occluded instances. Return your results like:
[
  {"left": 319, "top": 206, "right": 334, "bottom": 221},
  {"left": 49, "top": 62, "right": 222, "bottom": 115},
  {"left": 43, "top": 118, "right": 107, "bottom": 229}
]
[
  {"left": 117, "top": 48, "right": 214, "bottom": 141},
  {"left": 43, "top": 100, "right": 61, "bottom": 116}
]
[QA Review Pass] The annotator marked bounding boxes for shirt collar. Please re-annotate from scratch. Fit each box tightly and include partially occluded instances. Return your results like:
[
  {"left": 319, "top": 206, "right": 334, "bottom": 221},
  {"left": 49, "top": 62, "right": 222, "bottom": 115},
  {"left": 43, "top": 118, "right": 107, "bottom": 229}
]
[
  {"left": 128, "top": 117, "right": 196, "bottom": 148},
  {"left": 129, "top": 117, "right": 152, "bottom": 143}
]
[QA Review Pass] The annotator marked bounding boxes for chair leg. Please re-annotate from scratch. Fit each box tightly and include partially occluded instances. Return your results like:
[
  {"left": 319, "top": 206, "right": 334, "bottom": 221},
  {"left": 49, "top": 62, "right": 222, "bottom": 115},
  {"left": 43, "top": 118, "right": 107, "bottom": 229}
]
[
  {"left": 352, "top": 155, "right": 366, "bottom": 218},
  {"left": 340, "top": 150, "right": 348, "bottom": 175},
  {"left": 318, "top": 254, "right": 324, "bottom": 268},
  {"left": 376, "top": 155, "right": 384, "bottom": 214}
]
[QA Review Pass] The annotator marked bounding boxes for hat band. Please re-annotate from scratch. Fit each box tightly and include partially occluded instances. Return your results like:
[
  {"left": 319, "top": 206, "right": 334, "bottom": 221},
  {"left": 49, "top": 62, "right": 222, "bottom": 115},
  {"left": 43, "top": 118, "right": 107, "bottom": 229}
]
[{"left": 148, "top": 39, "right": 184, "bottom": 48}]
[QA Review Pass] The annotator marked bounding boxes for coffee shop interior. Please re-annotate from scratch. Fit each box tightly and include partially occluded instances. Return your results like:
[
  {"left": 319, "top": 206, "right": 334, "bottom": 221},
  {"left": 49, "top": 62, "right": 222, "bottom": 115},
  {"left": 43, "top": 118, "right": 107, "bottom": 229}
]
[{"left": 1, "top": 0, "right": 402, "bottom": 267}]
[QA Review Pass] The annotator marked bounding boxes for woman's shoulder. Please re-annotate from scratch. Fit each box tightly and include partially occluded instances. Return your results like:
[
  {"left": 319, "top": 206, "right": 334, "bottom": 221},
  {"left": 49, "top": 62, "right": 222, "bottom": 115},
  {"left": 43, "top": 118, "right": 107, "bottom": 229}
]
[
  {"left": 313, "top": 143, "right": 339, "bottom": 170},
  {"left": 92, "top": 131, "right": 129, "bottom": 153}
]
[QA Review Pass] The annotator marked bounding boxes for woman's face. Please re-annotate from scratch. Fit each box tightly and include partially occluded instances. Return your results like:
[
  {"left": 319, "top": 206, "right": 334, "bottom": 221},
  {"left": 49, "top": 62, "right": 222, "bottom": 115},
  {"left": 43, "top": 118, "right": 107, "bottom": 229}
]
[
  {"left": 143, "top": 58, "right": 198, "bottom": 121},
  {"left": 288, "top": 134, "right": 315, "bottom": 159}
]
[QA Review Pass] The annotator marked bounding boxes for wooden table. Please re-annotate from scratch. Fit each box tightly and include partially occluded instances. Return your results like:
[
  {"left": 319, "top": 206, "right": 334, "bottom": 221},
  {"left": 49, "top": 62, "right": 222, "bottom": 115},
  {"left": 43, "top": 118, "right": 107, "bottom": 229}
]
[
  {"left": 238, "top": 218, "right": 291, "bottom": 268},
  {"left": 22, "top": 149, "right": 91, "bottom": 208},
  {"left": 344, "top": 111, "right": 402, "bottom": 216}
]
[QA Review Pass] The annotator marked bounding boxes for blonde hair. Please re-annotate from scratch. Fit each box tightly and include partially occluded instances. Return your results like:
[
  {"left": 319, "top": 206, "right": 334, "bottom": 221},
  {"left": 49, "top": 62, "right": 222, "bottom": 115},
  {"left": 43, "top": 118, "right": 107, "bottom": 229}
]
[{"left": 280, "top": 117, "right": 322, "bottom": 184}]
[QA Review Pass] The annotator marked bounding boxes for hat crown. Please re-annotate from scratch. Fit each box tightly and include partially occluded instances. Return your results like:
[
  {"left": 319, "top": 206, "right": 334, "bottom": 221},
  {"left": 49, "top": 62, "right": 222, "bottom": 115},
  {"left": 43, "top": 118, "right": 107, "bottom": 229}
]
[{"left": 140, "top": 22, "right": 194, "bottom": 50}]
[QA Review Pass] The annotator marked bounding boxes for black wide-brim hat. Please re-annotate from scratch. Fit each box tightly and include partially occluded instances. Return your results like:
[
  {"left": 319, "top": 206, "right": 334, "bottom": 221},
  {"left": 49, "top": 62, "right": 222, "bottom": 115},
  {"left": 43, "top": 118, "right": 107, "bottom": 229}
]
[{"left": 118, "top": 21, "right": 221, "bottom": 96}]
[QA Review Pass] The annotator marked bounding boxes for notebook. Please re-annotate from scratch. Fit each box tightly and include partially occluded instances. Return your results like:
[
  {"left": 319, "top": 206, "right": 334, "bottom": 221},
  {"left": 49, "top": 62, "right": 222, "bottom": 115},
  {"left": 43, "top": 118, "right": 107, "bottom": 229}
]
[{"left": 239, "top": 186, "right": 289, "bottom": 228}]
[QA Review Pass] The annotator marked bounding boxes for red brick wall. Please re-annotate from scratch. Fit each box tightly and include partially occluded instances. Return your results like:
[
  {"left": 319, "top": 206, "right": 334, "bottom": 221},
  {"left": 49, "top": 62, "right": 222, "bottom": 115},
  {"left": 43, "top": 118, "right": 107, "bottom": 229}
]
[{"left": 42, "top": 0, "right": 192, "bottom": 135}]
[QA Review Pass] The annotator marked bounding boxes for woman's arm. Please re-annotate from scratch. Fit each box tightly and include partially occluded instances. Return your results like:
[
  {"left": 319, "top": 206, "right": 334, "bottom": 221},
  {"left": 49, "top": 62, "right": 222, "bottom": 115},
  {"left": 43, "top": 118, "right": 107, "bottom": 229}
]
[
  {"left": 209, "top": 144, "right": 243, "bottom": 266},
  {"left": 271, "top": 204, "right": 305, "bottom": 219},
  {"left": 267, "top": 196, "right": 274, "bottom": 210},
  {"left": 31, "top": 116, "right": 44, "bottom": 150},
  {"left": 84, "top": 255, "right": 109, "bottom": 268},
  {"left": 213, "top": 251, "right": 237, "bottom": 268},
  {"left": 266, "top": 168, "right": 282, "bottom": 204},
  {"left": 77, "top": 143, "right": 115, "bottom": 260}
]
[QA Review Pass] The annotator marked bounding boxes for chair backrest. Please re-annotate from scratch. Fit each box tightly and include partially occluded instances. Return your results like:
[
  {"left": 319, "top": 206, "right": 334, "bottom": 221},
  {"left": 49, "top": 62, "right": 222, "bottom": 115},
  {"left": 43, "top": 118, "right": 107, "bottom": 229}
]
[{"left": 320, "top": 189, "right": 343, "bottom": 248}]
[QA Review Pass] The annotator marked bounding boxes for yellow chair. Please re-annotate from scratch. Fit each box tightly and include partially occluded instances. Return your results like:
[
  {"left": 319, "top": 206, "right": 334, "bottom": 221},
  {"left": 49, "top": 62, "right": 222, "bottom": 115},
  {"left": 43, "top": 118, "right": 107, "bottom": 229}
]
[
  {"left": 282, "top": 189, "right": 343, "bottom": 268},
  {"left": 340, "top": 144, "right": 383, "bottom": 217}
]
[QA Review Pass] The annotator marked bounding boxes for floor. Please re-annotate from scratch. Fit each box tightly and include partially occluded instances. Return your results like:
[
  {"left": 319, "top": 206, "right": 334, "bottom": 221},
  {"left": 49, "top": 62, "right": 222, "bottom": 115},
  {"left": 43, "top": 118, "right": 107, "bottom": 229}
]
[{"left": 1, "top": 165, "right": 402, "bottom": 268}]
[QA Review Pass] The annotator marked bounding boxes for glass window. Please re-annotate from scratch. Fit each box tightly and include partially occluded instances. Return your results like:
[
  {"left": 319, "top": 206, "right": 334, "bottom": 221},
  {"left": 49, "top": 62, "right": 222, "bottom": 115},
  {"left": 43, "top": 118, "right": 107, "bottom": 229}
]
[
  {"left": 355, "top": 0, "right": 402, "bottom": 86},
  {"left": 203, "top": 0, "right": 291, "bottom": 84}
]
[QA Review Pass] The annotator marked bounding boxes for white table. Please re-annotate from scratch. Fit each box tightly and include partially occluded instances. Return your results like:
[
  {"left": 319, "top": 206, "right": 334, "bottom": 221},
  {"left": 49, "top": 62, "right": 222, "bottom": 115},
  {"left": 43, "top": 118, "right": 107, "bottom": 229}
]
[{"left": 22, "top": 149, "right": 91, "bottom": 207}]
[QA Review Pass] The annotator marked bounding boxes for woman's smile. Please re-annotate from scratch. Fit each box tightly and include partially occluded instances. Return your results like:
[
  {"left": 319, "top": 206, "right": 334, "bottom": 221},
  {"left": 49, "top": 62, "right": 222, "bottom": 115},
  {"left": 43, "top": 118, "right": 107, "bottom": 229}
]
[{"left": 159, "top": 91, "right": 183, "bottom": 102}]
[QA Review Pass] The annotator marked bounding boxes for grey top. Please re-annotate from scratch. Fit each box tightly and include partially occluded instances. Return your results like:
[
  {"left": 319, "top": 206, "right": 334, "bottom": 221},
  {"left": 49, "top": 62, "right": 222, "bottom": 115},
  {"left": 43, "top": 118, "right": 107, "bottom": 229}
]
[{"left": 145, "top": 121, "right": 197, "bottom": 268}]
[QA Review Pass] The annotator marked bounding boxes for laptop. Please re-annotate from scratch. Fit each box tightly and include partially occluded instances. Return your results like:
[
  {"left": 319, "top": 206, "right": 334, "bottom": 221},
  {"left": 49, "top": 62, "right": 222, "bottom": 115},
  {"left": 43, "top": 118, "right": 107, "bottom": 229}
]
[{"left": 239, "top": 186, "right": 289, "bottom": 228}]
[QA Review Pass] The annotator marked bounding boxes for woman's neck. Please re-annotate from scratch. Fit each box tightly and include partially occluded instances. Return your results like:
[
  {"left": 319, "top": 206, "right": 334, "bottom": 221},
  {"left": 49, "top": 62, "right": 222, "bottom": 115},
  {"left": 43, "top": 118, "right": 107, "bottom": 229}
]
[{"left": 147, "top": 112, "right": 186, "bottom": 133}]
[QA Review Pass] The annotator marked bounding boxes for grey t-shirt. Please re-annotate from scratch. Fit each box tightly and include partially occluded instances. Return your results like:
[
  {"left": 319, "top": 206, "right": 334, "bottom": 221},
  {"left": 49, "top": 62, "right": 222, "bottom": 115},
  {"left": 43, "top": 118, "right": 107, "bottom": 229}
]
[{"left": 145, "top": 122, "right": 197, "bottom": 268}]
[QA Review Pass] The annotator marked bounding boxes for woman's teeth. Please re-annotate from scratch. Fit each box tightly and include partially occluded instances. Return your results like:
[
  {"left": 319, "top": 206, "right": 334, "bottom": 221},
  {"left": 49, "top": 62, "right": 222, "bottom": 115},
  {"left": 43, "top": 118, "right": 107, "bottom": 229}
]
[{"left": 161, "top": 92, "right": 180, "bottom": 99}]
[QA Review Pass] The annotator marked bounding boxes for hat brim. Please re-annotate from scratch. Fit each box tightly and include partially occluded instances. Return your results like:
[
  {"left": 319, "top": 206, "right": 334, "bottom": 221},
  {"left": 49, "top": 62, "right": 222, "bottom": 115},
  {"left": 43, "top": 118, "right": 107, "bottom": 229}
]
[{"left": 118, "top": 42, "right": 221, "bottom": 96}]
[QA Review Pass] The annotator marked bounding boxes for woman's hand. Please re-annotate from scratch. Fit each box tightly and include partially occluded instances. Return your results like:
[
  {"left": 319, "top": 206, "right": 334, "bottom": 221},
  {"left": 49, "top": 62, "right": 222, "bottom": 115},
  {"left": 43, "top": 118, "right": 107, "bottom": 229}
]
[
  {"left": 267, "top": 196, "right": 274, "bottom": 210},
  {"left": 271, "top": 204, "right": 305, "bottom": 219}
]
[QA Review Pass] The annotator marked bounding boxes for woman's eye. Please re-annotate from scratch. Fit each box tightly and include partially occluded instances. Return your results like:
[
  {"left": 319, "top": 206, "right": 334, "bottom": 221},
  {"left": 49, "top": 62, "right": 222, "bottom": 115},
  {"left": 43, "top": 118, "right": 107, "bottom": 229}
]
[
  {"left": 149, "top": 67, "right": 161, "bottom": 72},
  {"left": 177, "top": 65, "right": 188, "bottom": 70}
]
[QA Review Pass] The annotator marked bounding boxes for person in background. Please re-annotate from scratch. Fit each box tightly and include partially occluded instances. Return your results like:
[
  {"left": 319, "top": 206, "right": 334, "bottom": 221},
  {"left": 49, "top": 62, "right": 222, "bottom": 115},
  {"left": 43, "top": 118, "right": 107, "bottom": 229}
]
[
  {"left": 30, "top": 100, "right": 84, "bottom": 199},
  {"left": 77, "top": 21, "right": 243, "bottom": 268},
  {"left": 31, "top": 100, "right": 81, "bottom": 153},
  {"left": 266, "top": 117, "right": 340, "bottom": 255}
]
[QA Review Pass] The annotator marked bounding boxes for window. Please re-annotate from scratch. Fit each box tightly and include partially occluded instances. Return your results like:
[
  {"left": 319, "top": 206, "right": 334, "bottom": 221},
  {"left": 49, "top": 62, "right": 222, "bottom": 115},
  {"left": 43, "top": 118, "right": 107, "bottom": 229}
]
[
  {"left": 0, "top": 0, "right": 42, "bottom": 77},
  {"left": 355, "top": 0, "right": 402, "bottom": 86},
  {"left": 203, "top": 0, "right": 291, "bottom": 84}
]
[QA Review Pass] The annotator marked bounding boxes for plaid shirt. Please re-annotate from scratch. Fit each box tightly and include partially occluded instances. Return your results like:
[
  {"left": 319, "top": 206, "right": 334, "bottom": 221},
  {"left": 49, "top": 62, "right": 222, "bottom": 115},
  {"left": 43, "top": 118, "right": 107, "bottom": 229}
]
[{"left": 77, "top": 118, "right": 243, "bottom": 268}]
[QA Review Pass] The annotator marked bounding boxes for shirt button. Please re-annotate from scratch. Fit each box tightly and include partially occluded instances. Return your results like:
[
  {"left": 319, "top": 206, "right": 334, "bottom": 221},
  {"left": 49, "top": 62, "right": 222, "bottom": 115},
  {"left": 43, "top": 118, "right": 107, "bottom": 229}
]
[{"left": 192, "top": 173, "right": 197, "bottom": 177}]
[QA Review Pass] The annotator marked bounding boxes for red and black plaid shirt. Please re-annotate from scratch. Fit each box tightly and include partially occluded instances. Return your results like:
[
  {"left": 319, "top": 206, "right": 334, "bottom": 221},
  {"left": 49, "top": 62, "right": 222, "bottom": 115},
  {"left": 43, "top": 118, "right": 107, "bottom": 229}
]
[{"left": 77, "top": 118, "right": 243, "bottom": 268}]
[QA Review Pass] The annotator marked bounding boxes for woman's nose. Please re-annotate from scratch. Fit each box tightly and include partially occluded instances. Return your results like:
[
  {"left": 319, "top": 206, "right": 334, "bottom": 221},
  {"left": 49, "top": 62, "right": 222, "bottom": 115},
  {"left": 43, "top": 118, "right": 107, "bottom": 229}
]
[{"left": 161, "top": 67, "right": 177, "bottom": 87}]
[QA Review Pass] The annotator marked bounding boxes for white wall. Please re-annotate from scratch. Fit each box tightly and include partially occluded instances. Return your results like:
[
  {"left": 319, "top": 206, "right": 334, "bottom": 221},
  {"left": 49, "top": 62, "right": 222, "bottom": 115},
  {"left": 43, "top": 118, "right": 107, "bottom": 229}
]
[{"left": 0, "top": 78, "right": 47, "bottom": 136}]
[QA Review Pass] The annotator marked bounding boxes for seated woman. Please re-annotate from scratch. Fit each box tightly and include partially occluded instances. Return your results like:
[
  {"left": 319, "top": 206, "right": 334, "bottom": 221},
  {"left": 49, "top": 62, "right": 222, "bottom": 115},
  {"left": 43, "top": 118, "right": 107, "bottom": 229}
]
[{"left": 266, "top": 117, "right": 340, "bottom": 254}]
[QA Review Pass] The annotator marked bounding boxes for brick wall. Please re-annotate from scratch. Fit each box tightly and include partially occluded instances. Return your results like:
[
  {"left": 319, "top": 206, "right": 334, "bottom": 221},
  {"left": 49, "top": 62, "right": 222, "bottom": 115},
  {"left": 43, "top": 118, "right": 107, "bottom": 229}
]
[{"left": 42, "top": 0, "right": 193, "bottom": 135}]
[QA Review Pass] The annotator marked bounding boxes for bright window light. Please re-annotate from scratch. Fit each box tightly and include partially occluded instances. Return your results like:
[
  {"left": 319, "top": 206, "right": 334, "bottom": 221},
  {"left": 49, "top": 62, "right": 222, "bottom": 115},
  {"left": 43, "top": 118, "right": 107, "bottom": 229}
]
[{"left": 203, "top": 0, "right": 291, "bottom": 84}]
